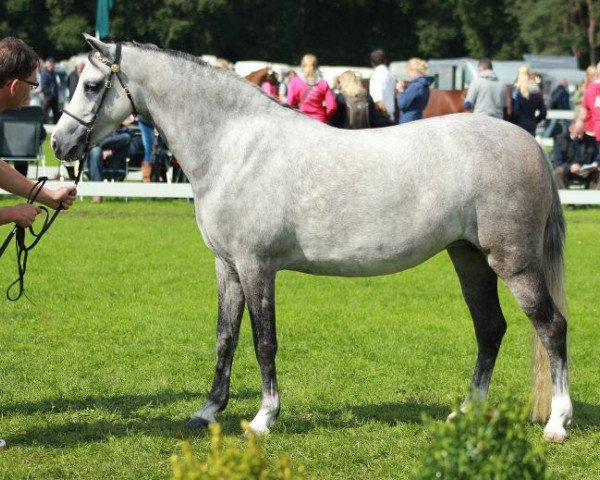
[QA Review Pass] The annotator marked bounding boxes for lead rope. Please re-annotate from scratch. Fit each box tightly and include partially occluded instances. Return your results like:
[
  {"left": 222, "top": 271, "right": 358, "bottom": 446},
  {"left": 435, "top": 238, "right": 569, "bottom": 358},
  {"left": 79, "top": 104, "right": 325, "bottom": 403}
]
[
  {"left": 0, "top": 156, "right": 87, "bottom": 302},
  {"left": 0, "top": 178, "right": 60, "bottom": 300}
]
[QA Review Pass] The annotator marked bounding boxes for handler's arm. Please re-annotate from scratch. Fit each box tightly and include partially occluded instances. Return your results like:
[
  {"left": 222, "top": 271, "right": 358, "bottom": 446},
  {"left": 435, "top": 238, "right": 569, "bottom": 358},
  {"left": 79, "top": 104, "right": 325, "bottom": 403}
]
[{"left": 0, "top": 160, "right": 77, "bottom": 210}]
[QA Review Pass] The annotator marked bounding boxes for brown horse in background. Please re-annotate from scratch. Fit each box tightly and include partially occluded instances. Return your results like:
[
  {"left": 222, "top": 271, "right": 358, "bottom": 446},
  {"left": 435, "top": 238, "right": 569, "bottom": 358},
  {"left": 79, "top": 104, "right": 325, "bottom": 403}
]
[
  {"left": 423, "top": 89, "right": 466, "bottom": 118},
  {"left": 245, "top": 67, "right": 271, "bottom": 85}
]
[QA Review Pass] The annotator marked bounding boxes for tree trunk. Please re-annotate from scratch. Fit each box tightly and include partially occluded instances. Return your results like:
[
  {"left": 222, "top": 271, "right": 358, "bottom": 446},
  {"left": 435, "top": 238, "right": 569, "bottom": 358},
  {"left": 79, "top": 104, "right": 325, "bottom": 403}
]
[{"left": 587, "top": 0, "right": 597, "bottom": 66}]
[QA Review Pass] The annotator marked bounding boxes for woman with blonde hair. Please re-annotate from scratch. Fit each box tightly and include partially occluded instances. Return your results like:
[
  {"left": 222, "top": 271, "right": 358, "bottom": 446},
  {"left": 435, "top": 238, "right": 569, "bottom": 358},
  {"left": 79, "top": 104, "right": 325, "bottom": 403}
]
[
  {"left": 286, "top": 53, "right": 336, "bottom": 123},
  {"left": 573, "top": 64, "right": 596, "bottom": 121},
  {"left": 510, "top": 65, "right": 546, "bottom": 135},
  {"left": 396, "top": 57, "right": 434, "bottom": 124},
  {"left": 329, "top": 70, "right": 375, "bottom": 129}
]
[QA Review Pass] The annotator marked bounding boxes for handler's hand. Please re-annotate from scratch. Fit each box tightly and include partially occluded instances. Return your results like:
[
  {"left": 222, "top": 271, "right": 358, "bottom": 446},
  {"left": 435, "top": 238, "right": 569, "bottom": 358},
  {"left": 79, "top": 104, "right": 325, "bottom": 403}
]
[
  {"left": 11, "top": 204, "right": 41, "bottom": 227},
  {"left": 47, "top": 186, "right": 77, "bottom": 210}
]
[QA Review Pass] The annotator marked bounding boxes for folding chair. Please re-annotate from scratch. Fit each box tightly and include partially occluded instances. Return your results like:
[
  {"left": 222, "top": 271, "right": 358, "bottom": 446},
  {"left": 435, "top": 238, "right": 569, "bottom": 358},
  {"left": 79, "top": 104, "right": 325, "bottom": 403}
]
[{"left": 0, "top": 106, "right": 46, "bottom": 178}]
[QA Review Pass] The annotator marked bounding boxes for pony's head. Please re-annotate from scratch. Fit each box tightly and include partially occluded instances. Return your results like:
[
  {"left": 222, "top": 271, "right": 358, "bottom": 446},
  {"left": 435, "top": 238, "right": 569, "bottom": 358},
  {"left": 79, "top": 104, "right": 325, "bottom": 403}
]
[{"left": 52, "top": 34, "right": 137, "bottom": 161}]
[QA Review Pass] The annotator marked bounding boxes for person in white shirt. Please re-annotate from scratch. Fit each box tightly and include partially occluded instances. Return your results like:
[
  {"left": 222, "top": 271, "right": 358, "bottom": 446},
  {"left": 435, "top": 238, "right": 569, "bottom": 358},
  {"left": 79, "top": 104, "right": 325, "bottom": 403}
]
[{"left": 369, "top": 49, "right": 396, "bottom": 123}]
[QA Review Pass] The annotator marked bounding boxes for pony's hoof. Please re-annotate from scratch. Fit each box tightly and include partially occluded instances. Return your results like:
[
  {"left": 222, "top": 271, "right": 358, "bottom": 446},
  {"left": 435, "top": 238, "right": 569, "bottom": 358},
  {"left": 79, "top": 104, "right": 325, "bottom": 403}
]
[
  {"left": 186, "top": 416, "right": 211, "bottom": 429},
  {"left": 247, "top": 421, "right": 271, "bottom": 435},
  {"left": 543, "top": 427, "right": 567, "bottom": 442}
]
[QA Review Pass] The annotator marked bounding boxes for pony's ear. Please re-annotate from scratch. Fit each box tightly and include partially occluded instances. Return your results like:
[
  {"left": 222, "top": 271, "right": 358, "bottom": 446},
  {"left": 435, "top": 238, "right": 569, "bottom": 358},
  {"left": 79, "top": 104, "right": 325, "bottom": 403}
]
[{"left": 83, "top": 33, "right": 113, "bottom": 59}]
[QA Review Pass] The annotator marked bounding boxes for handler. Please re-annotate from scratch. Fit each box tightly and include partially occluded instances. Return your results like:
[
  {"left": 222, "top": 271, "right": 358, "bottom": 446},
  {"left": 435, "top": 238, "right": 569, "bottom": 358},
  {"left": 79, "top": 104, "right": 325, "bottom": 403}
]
[
  {"left": 0, "top": 37, "right": 76, "bottom": 224},
  {"left": 0, "top": 36, "right": 77, "bottom": 449}
]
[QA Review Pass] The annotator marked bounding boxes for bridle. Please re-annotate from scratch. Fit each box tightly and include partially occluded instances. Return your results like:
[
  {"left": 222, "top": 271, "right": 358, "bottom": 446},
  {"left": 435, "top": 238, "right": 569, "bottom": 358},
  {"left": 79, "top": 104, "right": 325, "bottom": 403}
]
[
  {"left": 62, "top": 42, "right": 139, "bottom": 182},
  {"left": 0, "top": 43, "right": 139, "bottom": 301}
]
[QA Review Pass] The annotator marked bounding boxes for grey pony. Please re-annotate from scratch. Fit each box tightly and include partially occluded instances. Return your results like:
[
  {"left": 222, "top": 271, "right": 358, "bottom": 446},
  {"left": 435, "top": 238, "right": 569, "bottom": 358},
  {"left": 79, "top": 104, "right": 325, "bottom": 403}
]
[{"left": 51, "top": 35, "right": 572, "bottom": 441}]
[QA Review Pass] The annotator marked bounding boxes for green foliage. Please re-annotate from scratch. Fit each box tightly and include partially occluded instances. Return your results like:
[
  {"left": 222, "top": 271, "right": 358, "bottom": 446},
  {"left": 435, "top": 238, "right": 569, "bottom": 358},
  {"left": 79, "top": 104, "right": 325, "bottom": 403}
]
[
  {"left": 170, "top": 422, "right": 304, "bottom": 480},
  {"left": 455, "top": 0, "right": 525, "bottom": 59},
  {"left": 512, "top": 0, "right": 600, "bottom": 67},
  {"left": 417, "top": 398, "right": 557, "bottom": 480}
]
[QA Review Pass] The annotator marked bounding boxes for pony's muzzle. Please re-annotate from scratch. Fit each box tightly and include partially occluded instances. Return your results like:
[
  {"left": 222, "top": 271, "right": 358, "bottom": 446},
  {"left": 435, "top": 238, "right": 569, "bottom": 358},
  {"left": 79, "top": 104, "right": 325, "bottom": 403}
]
[{"left": 51, "top": 130, "right": 86, "bottom": 162}]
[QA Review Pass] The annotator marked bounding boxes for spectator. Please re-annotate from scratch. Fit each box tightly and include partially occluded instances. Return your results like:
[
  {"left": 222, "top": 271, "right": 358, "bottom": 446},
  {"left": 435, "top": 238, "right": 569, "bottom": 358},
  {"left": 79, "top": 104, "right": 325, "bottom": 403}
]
[
  {"left": 136, "top": 115, "right": 155, "bottom": 183},
  {"left": 573, "top": 65, "right": 596, "bottom": 120},
  {"left": 510, "top": 66, "right": 546, "bottom": 136},
  {"left": 464, "top": 57, "right": 506, "bottom": 119},
  {"left": 368, "top": 49, "right": 396, "bottom": 124},
  {"left": 68, "top": 61, "right": 85, "bottom": 100},
  {"left": 546, "top": 78, "right": 571, "bottom": 138},
  {"left": 574, "top": 62, "right": 600, "bottom": 149},
  {"left": 213, "top": 58, "right": 231, "bottom": 71},
  {"left": 39, "top": 57, "right": 60, "bottom": 124},
  {"left": 261, "top": 71, "right": 279, "bottom": 99},
  {"left": 552, "top": 122, "right": 599, "bottom": 191},
  {"left": 84, "top": 127, "right": 131, "bottom": 203},
  {"left": 329, "top": 70, "right": 375, "bottom": 129},
  {"left": 286, "top": 53, "right": 336, "bottom": 123},
  {"left": 278, "top": 70, "right": 296, "bottom": 104},
  {"left": 550, "top": 78, "right": 570, "bottom": 110},
  {"left": 396, "top": 57, "right": 434, "bottom": 124},
  {"left": 0, "top": 38, "right": 76, "bottom": 229}
]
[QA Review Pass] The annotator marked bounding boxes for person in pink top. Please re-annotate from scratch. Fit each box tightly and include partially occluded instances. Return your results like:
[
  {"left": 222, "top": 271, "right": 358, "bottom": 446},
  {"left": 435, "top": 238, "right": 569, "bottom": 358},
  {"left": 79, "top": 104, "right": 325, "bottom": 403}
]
[
  {"left": 261, "top": 71, "right": 279, "bottom": 98},
  {"left": 575, "top": 62, "right": 600, "bottom": 143},
  {"left": 286, "top": 54, "right": 336, "bottom": 123}
]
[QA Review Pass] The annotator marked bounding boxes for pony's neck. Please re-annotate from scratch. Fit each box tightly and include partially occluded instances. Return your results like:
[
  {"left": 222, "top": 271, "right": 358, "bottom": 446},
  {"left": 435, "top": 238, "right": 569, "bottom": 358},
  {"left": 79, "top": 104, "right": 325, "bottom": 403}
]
[{"left": 125, "top": 46, "right": 280, "bottom": 180}]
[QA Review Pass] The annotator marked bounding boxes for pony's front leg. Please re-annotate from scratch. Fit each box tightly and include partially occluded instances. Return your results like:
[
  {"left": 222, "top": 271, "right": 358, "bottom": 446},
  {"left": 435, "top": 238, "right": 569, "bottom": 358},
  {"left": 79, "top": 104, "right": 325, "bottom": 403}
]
[
  {"left": 188, "top": 258, "right": 245, "bottom": 427},
  {"left": 239, "top": 263, "right": 279, "bottom": 434}
]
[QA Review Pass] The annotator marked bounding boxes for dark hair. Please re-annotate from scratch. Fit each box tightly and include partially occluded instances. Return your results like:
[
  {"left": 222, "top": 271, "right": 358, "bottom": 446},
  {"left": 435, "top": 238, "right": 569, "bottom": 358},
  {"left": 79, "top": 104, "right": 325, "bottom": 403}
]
[
  {"left": 370, "top": 49, "right": 387, "bottom": 67},
  {"left": 478, "top": 57, "right": 493, "bottom": 70},
  {"left": 0, "top": 37, "right": 39, "bottom": 85}
]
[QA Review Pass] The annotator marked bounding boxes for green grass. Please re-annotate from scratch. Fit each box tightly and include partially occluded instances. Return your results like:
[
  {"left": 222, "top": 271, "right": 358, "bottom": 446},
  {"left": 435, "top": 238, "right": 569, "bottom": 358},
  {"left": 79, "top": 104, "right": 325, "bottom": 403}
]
[
  {"left": 42, "top": 137, "right": 59, "bottom": 167},
  {"left": 0, "top": 199, "right": 599, "bottom": 479}
]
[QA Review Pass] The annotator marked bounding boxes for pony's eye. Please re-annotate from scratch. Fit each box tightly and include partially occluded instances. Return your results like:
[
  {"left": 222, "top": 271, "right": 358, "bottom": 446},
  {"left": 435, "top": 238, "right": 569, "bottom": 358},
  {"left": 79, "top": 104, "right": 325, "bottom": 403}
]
[{"left": 84, "top": 82, "right": 100, "bottom": 93}]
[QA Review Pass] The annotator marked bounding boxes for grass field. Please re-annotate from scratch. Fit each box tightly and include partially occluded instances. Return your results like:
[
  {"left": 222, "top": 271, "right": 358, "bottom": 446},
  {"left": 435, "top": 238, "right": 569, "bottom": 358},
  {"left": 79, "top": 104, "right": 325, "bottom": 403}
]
[{"left": 0, "top": 198, "right": 599, "bottom": 479}]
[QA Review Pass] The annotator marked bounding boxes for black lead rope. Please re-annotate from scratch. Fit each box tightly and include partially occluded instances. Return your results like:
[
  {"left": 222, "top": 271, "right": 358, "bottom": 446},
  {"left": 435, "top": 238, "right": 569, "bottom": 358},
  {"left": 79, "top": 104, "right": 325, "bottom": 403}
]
[{"left": 0, "top": 177, "right": 64, "bottom": 301}]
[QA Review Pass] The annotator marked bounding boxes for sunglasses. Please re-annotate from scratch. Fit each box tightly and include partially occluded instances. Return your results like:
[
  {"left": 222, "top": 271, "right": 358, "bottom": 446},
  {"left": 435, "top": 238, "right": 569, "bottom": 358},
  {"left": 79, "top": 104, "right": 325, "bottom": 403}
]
[{"left": 18, "top": 78, "right": 39, "bottom": 90}]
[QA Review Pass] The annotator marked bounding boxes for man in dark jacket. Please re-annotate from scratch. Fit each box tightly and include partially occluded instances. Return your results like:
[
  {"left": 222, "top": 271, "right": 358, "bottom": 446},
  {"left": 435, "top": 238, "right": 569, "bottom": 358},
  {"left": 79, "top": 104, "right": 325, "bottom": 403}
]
[
  {"left": 550, "top": 79, "right": 571, "bottom": 110},
  {"left": 39, "top": 57, "right": 60, "bottom": 123},
  {"left": 68, "top": 61, "right": 84, "bottom": 100},
  {"left": 552, "top": 122, "right": 599, "bottom": 190}
]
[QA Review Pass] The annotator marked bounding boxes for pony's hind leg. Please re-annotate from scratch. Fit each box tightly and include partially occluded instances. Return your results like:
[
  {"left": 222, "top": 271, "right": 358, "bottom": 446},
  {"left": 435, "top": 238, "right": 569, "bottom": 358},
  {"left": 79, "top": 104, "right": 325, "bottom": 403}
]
[
  {"left": 188, "top": 258, "right": 245, "bottom": 427},
  {"left": 500, "top": 265, "right": 572, "bottom": 441},
  {"left": 238, "top": 261, "right": 279, "bottom": 434},
  {"left": 447, "top": 244, "right": 507, "bottom": 417}
]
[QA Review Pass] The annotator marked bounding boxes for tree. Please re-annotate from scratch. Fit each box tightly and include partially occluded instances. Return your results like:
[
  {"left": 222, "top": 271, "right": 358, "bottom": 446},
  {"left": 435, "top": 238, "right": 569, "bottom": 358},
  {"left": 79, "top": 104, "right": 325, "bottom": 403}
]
[
  {"left": 512, "top": 0, "right": 600, "bottom": 68},
  {"left": 412, "top": 0, "right": 466, "bottom": 59},
  {"left": 455, "top": 0, "right": 524, "bottom": 59},
  {"left": 0, "top": 0, "right": 51, "bottom": 57}
]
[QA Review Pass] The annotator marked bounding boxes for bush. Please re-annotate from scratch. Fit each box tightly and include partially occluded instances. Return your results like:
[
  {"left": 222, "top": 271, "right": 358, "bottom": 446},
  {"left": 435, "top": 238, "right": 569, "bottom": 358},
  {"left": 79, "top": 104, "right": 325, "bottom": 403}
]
[
  {"left": 416, "top": 398, "right": 557, "bottom": 480},
  {"left": 170, "top": 421, "right": 304, "bottom": 480}
]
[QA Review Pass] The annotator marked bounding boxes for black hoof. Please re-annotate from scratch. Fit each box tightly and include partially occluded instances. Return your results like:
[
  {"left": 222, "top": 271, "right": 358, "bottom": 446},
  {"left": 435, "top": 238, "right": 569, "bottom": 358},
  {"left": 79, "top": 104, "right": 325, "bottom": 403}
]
[{"left": 186, "top": 416, "right": 211, "bottom": 428}]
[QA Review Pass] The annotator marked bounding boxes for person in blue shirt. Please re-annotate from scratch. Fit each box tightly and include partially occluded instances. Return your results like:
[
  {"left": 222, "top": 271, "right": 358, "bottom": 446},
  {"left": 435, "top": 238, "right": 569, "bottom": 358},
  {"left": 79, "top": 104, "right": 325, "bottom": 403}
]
[
  {"left": 552, "top": 121, "right": 599, "bottom": 190},
  {"left": 396, "top": 58, "right": 434, "bottom": 124}
]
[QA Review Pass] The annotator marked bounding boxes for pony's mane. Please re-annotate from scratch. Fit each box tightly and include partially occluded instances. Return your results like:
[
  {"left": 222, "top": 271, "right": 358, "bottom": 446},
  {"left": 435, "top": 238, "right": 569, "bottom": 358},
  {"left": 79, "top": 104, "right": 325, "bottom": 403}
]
[
  {"left": 124, "top": 41, "right": 291, "bottom": 108},
  {"left": 126, "top": 41, "right": 210, "bottom": 68}
]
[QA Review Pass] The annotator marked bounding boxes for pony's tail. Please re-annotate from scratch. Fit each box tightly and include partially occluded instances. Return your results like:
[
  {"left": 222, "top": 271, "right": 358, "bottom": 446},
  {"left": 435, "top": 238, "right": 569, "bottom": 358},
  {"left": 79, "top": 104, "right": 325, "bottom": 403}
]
[{"left": 532, "top": 171, "right": 567, "bottom": 422}]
